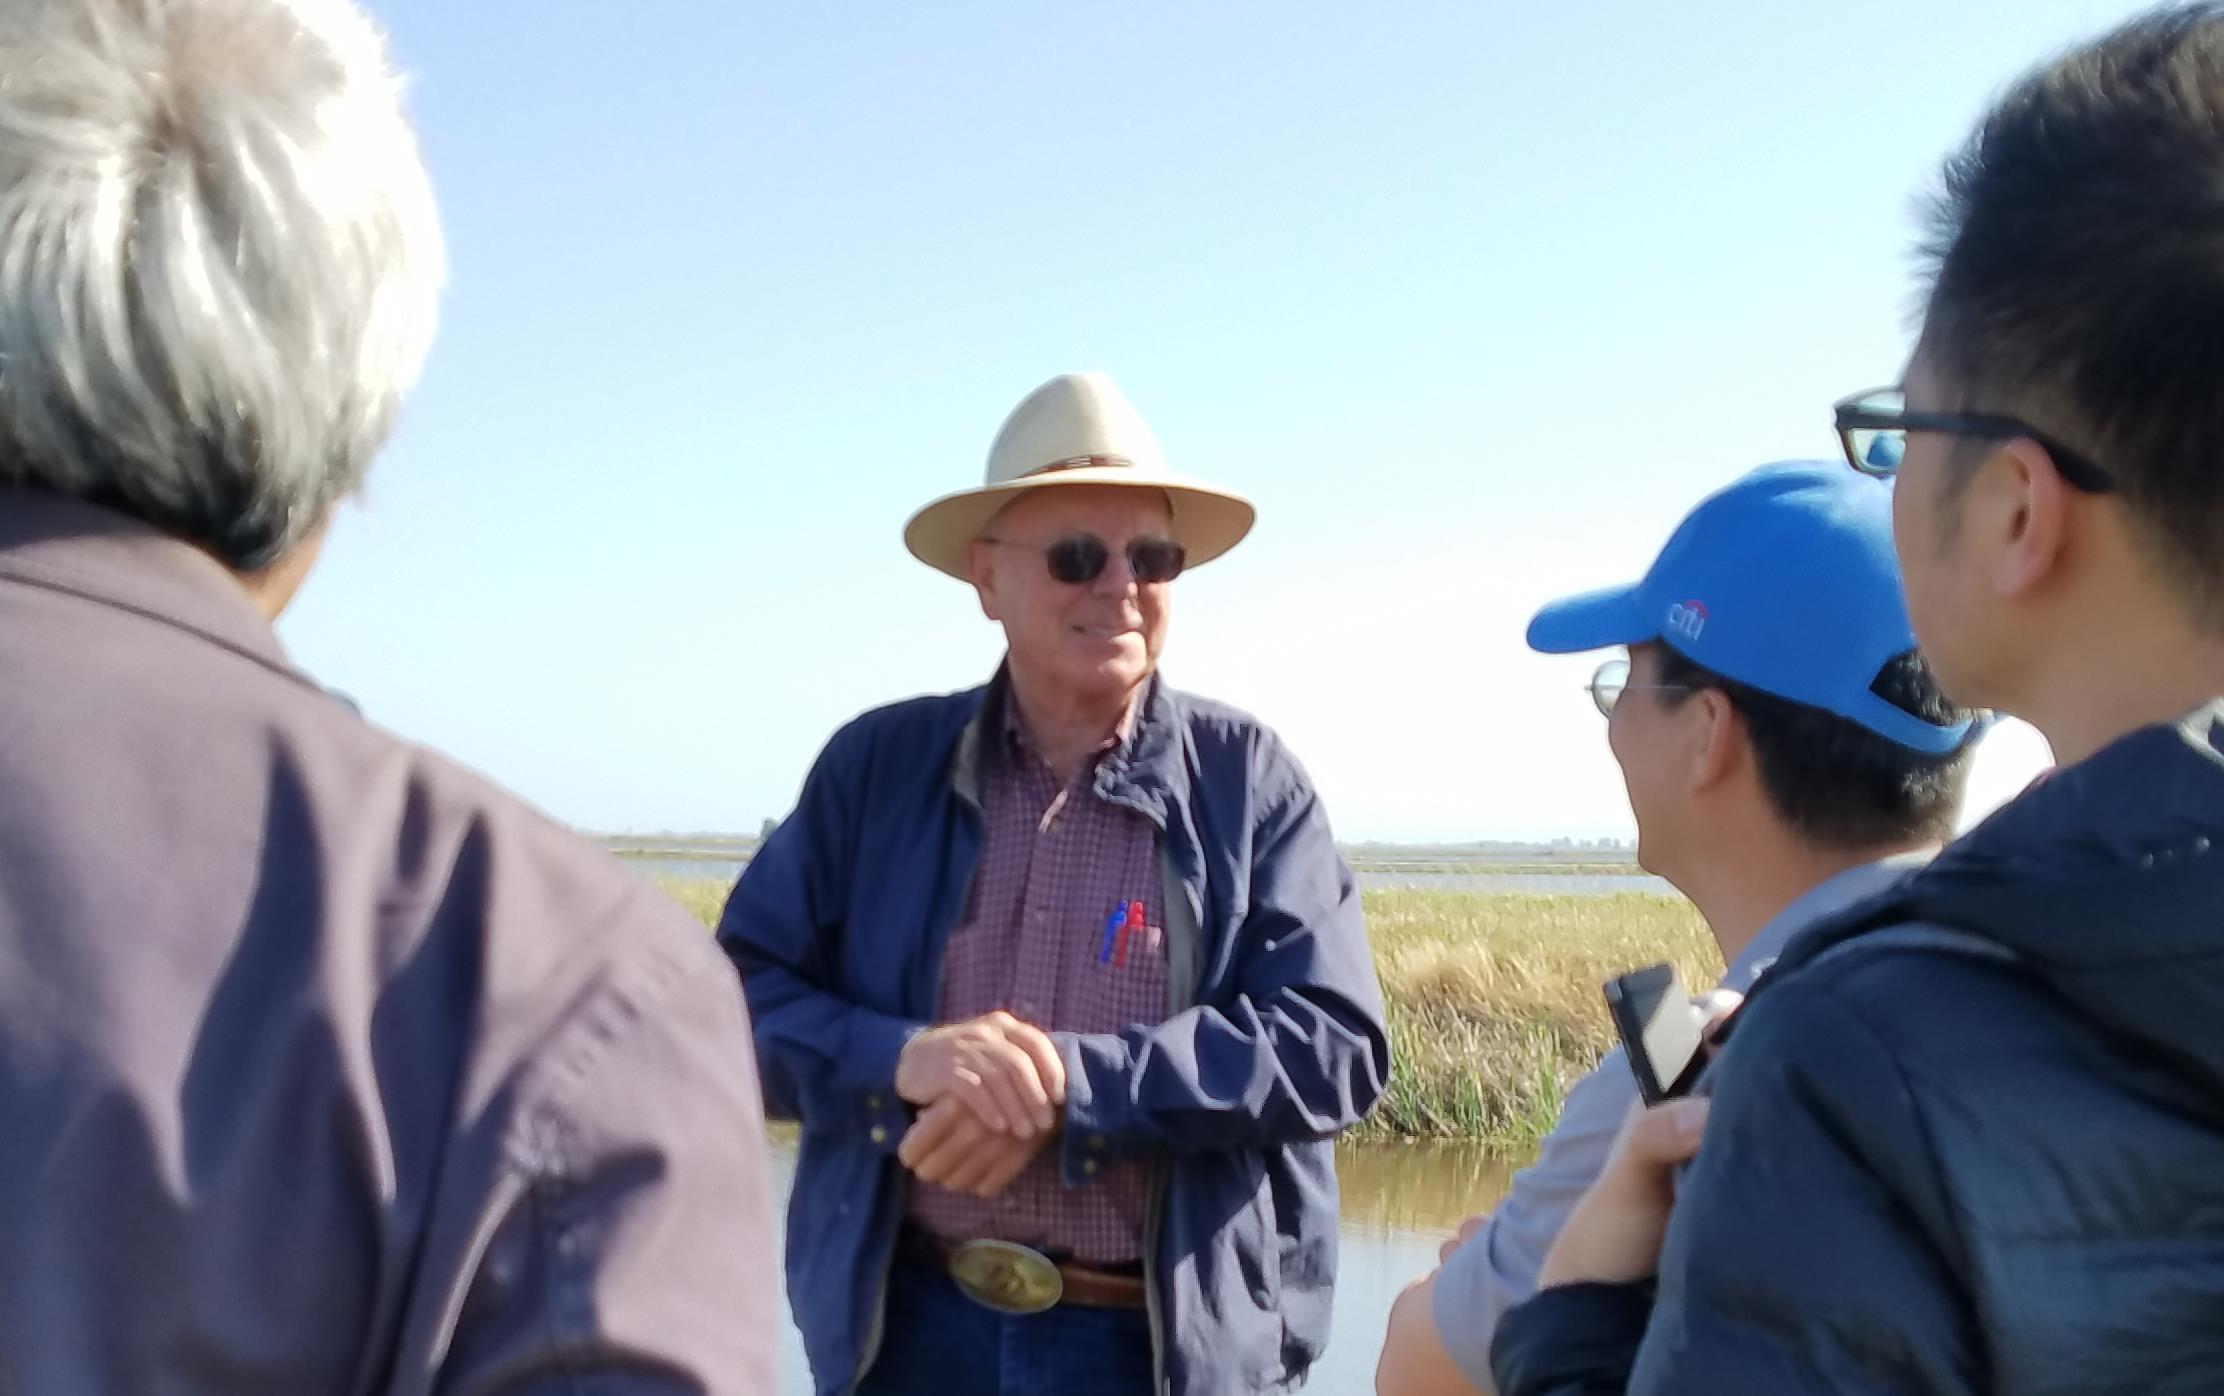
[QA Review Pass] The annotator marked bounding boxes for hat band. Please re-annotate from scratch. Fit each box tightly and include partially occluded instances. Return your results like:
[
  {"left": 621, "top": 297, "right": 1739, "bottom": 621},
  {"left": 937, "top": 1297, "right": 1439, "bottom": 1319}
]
[{"left": 1023, "top": 454, "right": 1134, "bottom": 478}]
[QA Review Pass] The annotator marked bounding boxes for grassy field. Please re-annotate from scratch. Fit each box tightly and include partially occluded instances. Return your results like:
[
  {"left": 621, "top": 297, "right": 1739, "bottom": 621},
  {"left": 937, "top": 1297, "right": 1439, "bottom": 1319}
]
[
  {"left": 659, "top": 876, "right": 731, "bottom": 928},
  {"left": 656, "top": 877, "right": 1715, "bottom": 1152},
  {"left": 1362, "top": 889, "right": 1714, "bottom": 1146}
]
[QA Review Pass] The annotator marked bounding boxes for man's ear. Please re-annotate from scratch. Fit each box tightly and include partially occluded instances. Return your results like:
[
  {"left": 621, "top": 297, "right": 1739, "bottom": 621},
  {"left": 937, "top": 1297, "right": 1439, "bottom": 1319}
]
[
  {"left": 1687, "top": 688, "right": 1742, "bottom": 795},
  {"left": 965, "top": 538, "right": 1002, "bottom": 622},
  {"left": 1988, "top": 436, "right": 2074, "bottom": 602}
]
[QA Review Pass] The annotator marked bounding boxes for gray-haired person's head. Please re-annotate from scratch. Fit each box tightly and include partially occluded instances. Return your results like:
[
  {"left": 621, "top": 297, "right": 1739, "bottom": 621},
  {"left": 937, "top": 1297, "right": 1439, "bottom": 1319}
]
[{"left": 0, "top": 0, "right": 443, "bottom": 570}]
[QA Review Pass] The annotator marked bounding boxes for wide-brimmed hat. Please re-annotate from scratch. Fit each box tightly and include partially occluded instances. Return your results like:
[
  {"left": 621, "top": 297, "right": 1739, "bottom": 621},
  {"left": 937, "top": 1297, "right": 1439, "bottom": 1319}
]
[{"left": 903, "top": 371, "right": 1256, "bottom": 580}]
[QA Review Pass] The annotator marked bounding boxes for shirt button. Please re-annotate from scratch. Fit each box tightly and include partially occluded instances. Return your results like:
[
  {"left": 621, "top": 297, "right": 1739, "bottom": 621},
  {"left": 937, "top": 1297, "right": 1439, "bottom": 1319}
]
[
  {"left": 870, "top": 1126, "right": 889, "bottom": 1146},
  {"left": 866, "top": 1094, "right": 884, "bottom": 1110},
  {"left": 1089, "top": 1134, "right": 1108, "bottom": 1152},
  {"left": 1083, "top": 1159, "right": 1100, "bottom": 1177}
]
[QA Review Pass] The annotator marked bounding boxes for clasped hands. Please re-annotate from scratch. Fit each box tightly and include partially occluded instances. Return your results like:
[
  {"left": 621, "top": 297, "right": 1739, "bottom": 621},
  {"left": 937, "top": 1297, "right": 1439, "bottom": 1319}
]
[{"left": 890, "top": 1010, "right": 1068, "bottom": 1198}]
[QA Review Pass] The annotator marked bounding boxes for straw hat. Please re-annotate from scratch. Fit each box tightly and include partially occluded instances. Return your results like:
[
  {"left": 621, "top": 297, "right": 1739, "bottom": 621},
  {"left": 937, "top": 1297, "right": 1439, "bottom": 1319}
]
[{"left": 903, "top": 371, "right": 1256, "bottom": 580}]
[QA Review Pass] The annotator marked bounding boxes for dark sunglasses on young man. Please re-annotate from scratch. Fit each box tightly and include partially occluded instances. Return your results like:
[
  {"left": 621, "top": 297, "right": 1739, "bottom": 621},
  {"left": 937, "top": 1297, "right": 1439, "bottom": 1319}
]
[
  {"left": 1831, "top": 386, "right": 2115, "bottom": 493},
  {"left": 981, "top": 533, "right": 1188, "bottom": 586}
]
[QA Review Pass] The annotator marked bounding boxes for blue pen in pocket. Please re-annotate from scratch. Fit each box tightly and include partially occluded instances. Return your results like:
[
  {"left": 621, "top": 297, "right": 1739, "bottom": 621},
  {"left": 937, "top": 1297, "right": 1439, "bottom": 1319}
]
[{"left": 1098, "top": 903, "right": 1125, "bottom": 965}]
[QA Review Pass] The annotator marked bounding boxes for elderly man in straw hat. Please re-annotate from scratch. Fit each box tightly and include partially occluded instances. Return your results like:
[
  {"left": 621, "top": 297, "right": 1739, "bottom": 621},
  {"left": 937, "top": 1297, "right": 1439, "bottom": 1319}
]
[{"left": 720, "top": 371, "right": 1390, "bottom": 1396}]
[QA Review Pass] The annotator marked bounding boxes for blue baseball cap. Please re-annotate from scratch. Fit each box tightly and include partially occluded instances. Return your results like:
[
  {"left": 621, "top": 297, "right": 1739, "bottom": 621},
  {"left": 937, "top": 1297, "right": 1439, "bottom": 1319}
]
[{"left": 1526, "top": 460, "right": 1976, "bottom": 755}]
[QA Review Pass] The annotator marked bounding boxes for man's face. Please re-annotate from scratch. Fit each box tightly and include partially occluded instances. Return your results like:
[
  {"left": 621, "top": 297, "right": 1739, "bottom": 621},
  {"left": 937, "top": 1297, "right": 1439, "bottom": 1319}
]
[
  {"left": 1606, "top": 644, "right": 1696, "bottom": 878},
  {"left": 1892, "top": 355, "right": 2008, "bottom": 709},
  {"left": 967, "top": 485, "right": 1176, "bottom": 707}
]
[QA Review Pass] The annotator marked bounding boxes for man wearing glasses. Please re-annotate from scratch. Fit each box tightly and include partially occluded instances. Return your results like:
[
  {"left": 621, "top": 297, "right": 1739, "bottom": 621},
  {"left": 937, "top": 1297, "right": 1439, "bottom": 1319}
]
[
  {"left": 1492, "top": 9, "right": 2224, "bottom": 1393},
  {"left": 719, "top": 371, "right": 1389, "bottom": 1396},
  {"left": 1376, "top": 461, "right": 1979, "bottom": 1396}
]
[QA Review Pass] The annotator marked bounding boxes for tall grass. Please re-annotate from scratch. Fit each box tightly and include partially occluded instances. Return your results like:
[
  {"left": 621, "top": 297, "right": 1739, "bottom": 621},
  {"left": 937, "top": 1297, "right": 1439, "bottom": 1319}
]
[
  {"left": 659, "top": 876, "right": 728, "bottom": 929},
  {"left": 1361, "top": 890, "right": 1714, "bottom": 1148},
  {"left": 656, "top": 876, "right": 1715, "bottom": 1151}
]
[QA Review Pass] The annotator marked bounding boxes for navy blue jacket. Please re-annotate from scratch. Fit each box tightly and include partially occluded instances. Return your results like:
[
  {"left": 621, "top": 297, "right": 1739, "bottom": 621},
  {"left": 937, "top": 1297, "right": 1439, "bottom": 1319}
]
[
  {"left": 1493, "top": 704, "right": 2224, "bottom": 1395},
  {"left": 718, "top": 674, "right": 1390, "bottom": 1395}
]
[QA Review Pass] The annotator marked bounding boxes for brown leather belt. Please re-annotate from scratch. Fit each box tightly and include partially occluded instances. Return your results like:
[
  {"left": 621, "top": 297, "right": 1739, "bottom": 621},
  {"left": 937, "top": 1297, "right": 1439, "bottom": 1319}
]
[{"left": 902, "top": 1228, "right": 1148, "bottom": 1311}]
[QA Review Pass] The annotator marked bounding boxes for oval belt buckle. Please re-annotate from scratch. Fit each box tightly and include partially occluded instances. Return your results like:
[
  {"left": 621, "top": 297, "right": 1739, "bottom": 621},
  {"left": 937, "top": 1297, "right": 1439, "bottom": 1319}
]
[{"left": 948, "top": 1239, "right": 1063, "bottom": 1315}]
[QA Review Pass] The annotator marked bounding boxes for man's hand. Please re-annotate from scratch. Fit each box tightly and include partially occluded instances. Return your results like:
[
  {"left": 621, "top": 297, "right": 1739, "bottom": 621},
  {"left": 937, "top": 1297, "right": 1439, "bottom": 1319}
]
[
  {"left": 1528, "top": 989, "right": 1735, "bottom": 1287},
  {"left": 1438, "top": 1212, "right": 1489, "bottom": 1265},
  {"left": 894, "top": 1010, "right": 1067, "bottom": 1138},
  {"left": 897, "top": 1096, "right": 1048, "bottom": 1197},
  {"left": 1537, "top": 1097, "right": 1710, "bottom": 1288}
]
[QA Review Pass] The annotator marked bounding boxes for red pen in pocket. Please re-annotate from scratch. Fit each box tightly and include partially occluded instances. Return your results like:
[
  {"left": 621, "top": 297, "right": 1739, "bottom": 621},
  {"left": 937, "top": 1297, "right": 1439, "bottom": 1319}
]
[{"left": 1114, "top": 899, "right": 1143, "bottom": 968}]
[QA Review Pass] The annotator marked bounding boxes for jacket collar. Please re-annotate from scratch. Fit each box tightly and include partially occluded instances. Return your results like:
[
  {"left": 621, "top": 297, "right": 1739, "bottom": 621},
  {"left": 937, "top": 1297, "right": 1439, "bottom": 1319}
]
[
  {"left": 1766, "top": 700, "right": 2224, "bottom": 981},
  {"left": 0, "top": 490, "right": 297, "bottom": 681}
]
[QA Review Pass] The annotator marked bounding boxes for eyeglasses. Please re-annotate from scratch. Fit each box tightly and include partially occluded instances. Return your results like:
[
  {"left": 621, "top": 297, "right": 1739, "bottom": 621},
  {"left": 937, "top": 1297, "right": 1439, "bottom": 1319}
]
[
  {"left": 1588, "top": 657, "right": 1696, "bottom": 717},
  {"left": 980, "top": 533, "right": 1188, "bottom": 586},
  {"left": 1832, "top": 386, "right": 2115, "bottom": 494}
]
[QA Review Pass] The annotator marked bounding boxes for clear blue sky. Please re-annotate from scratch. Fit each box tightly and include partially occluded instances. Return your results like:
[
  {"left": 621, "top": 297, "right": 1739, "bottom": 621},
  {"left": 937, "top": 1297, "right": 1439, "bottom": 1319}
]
[{"left": 289, "top": 0, "right": 2140, "bottom": 842}]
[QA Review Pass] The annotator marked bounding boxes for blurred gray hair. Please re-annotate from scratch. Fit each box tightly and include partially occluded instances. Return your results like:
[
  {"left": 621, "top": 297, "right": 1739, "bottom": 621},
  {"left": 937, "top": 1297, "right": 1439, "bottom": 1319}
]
[{"left": 0, "top": 0, "right": 443, "bottom": 568}]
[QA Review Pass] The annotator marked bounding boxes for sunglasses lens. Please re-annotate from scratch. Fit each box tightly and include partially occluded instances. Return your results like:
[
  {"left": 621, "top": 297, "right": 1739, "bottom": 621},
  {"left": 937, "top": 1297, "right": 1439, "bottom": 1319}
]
[
  {"left": 1591, "top": 658, "right": 1629, "bottom": 717},
  {"left": 1044, "top": 536, "right": 1109, "bottom": 585},
  {"left": 1852, "top": 427, "right": 1905, "bottom": 477},
  {"left": 1129, "top": 539, "right": 1186, "bottom": 584}
]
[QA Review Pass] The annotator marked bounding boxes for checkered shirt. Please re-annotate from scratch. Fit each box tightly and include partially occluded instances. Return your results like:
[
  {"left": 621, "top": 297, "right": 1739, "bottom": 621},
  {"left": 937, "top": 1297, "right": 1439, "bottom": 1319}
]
[{"left": 905, "top": 709, "right": 1170, "bottom": 1264}]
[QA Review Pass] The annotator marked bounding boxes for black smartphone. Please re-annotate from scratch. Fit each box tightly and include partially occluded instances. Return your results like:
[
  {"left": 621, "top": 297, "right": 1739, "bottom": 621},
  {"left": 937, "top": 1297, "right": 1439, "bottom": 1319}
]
[{"left": 1602, "top": 962, "right": 1707, "bottom": 1105}]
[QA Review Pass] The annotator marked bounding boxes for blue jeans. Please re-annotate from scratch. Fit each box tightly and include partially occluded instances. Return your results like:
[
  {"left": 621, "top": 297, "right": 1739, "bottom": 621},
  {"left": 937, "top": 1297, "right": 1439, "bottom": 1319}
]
[{"left": 855, "top": 1260, "right": 1156, "bottom": 1395}]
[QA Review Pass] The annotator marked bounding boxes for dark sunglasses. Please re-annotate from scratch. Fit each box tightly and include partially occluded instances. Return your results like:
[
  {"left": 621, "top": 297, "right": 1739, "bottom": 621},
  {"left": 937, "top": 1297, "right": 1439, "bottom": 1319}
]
[
  {"left": 1832, "top": 386, "right": 2115, "bottom": 494},
  {"left": 981, "top": 533, "right": 1187, "bottom": 586}
]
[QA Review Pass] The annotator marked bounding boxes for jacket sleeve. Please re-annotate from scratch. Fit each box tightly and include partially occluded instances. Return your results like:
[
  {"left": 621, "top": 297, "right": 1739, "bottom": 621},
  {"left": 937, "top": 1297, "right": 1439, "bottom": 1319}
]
[
  {"left": 1490, "top": 1284, "right": 1655, "bottom": 1396},
  {"left": 1622, "top": 971, "right": 1985, "bottom": 1396},
  {"left": 1055, "top": 736, "right": 1390, "bottom": 1168},
  {"left": 715, "top": 724, "right": 919, "bottom": 1149},
  {"left": 1431, "top": 1052, "right": 1639, "bottom": 1391}
]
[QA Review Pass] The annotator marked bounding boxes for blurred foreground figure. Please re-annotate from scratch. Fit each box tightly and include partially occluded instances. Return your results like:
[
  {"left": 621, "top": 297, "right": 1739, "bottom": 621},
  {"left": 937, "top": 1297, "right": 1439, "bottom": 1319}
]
[{"left": 0, "top": 2, "right": 779, "bottom": 1389}]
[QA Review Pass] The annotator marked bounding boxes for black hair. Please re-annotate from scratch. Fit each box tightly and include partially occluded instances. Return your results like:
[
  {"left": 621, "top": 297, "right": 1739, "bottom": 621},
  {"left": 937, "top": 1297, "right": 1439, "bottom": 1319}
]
[
  {"left": 1651, "top": 645, "right": 1975, "bottom": 849},
  {"left": 1919, "top": 3, "right": 2224, "bottom": 624}
]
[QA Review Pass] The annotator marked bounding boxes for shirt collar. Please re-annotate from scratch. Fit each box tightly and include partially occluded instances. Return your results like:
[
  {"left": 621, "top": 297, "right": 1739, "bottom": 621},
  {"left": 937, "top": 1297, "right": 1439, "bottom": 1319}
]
[
  {"left": 995, "top": 667, "right": 1152, "bottom": 769},
  {"left": 1727, "top": 852, "right": 1932, "bottom": 986}
]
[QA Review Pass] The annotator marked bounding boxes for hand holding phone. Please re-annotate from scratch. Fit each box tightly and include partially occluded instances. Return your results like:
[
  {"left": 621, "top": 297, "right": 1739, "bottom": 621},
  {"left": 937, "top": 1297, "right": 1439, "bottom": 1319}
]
[{"left": 1602, "top": 962, "right": 1708, "bottom": 1105}]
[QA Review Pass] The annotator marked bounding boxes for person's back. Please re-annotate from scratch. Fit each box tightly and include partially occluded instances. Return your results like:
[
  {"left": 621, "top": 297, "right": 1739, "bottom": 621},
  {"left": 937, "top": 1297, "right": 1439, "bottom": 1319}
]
[
  {"left": 1638, "top": 716, "right": 2224, "bottom": 1392},
  {"left": 0, "top": 498, "right": 779, "bottom": 1391},
  {"left": 0, "top": 2, "right": 778, "bottom": 1388}
]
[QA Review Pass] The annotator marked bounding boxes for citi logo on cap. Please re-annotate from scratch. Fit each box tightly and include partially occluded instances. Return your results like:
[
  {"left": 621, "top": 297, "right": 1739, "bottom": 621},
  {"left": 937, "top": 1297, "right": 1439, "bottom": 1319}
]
[{"left": 1666, "top": 600, "right": 1709, "bottom": 642}]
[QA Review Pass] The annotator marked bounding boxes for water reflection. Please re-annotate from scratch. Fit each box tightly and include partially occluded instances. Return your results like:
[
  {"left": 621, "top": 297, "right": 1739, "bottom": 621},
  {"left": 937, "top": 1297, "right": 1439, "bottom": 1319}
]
[
  {"left": 1338, "top": 1136, "right": 1517, "bottom": 1235},
  {"left": 763, "top": 1132, "right": 1530, "bottom": 1393}
]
